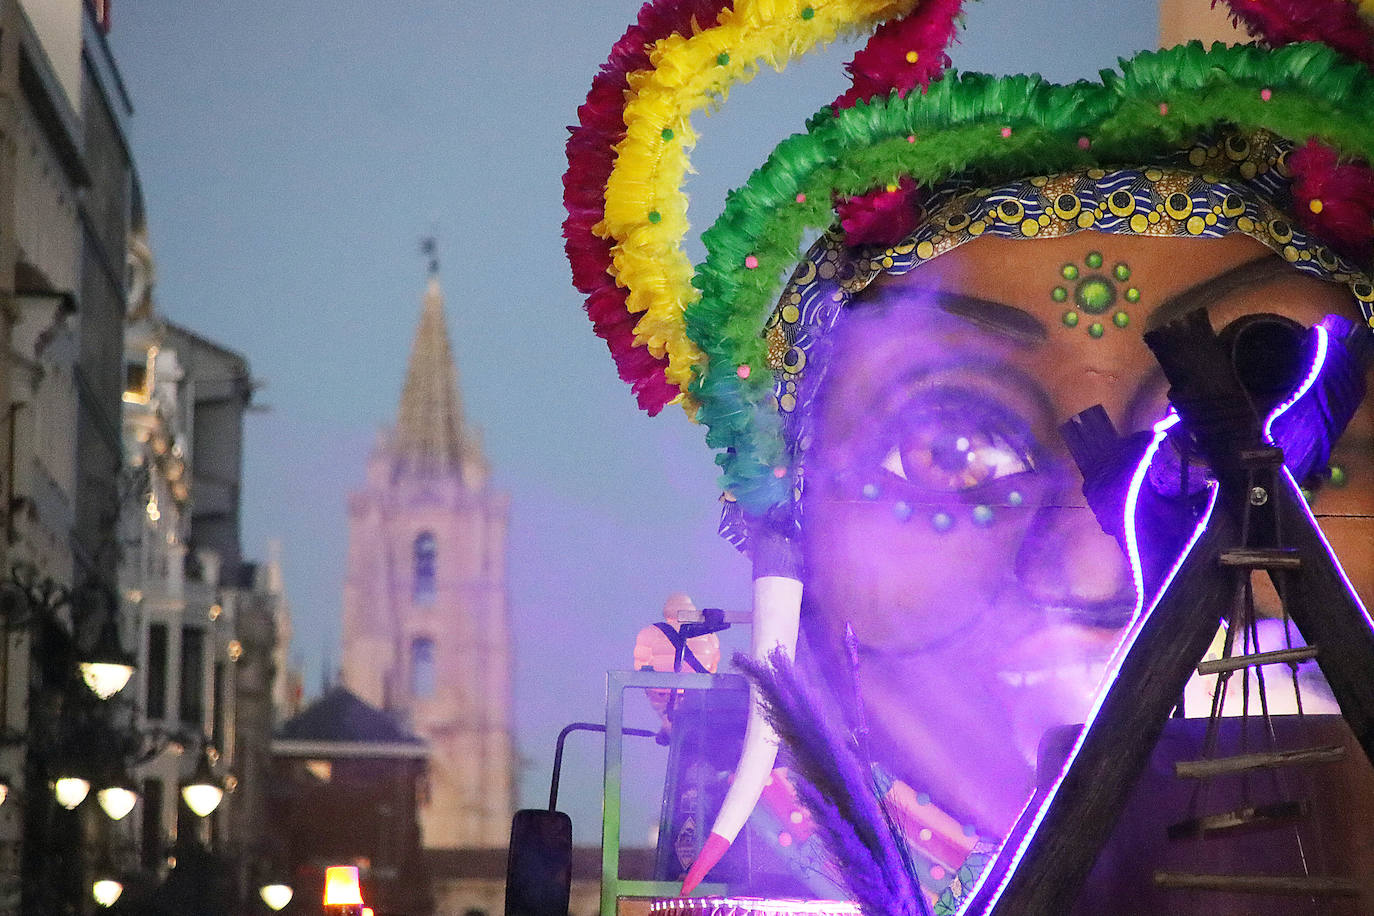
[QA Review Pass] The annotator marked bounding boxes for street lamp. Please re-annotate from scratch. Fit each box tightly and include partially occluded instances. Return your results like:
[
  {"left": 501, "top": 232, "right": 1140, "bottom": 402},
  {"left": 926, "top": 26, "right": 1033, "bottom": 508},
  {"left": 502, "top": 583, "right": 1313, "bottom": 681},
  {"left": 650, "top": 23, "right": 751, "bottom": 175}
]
[
  {"left": 96, "top": 770, "right": 139, "bottom": 821},
  {"left": 259, "top": 881, "right": 293, "bottom": 911},
  {"left": 180, "top": 746, "right": 224, "bottom": 818},
  {"left": 79, "top": 615, "right": 136, "bottom": 700},
  {"left": 92, "top": 878, "right": 123, "bottom": 907},
  {"left": 53, "top": 774, "right": 91, "bottom": 810},
  {"left": 0, "top": 565, "right": 140, "bottom": 914},
  {"left": 323, "top": 865, "right": 364, "bottom": 915}
]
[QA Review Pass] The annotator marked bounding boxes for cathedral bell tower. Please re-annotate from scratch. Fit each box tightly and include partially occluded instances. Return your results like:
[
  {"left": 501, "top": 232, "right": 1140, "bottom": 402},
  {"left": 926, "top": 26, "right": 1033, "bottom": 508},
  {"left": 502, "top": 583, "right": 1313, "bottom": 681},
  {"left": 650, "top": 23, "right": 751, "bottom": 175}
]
[{"left": 340, "top": 263, "right": 513, "bottom": 848}]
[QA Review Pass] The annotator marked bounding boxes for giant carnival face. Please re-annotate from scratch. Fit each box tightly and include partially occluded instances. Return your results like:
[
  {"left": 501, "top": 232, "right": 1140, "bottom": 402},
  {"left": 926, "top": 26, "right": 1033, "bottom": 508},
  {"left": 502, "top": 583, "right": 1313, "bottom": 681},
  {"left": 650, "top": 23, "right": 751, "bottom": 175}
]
[{"left": 801, "top": 231, "right": 1374, "bottom": 835}]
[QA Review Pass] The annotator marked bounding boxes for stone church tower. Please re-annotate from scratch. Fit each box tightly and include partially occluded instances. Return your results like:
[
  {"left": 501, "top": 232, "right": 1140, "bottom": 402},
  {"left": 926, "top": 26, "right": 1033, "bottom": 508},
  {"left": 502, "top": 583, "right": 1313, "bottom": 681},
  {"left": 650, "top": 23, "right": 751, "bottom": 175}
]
[{"left": 340, "top": 269, "right": 514, "bottom": 848}]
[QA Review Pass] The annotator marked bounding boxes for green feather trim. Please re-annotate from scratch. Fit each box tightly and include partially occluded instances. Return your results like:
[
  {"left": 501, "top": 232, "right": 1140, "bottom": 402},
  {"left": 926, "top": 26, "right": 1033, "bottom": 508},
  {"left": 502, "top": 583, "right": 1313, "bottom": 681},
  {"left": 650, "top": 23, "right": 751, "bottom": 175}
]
[{"left": 685, "top": 41, "right": 1374, "bottom": 516}]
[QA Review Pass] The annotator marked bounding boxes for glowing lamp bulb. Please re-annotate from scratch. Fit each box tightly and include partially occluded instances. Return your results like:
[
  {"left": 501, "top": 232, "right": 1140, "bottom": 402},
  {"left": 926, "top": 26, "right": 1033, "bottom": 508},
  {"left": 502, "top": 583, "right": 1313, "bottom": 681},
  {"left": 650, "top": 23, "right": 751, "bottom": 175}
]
[
  {"left": 97, "top": 785, "right": 138, "bottom": 820},
  {"left": 324, "top": 865, "right": 363, "bottom": 906},
  {"left": 92, "top": 879, "right": 123, "bottom": 907},
  {"left": 259, "top": 883, "right": 293, "bottom": 911},
  {"left": 80, "top": 661, "right": 135, "bottom": 700},
  {"left": 181, "top": 781, "right": 223, "bottom": 818},
  {"left": 54, "top": 776, "right": 90, "bottom": 809}
]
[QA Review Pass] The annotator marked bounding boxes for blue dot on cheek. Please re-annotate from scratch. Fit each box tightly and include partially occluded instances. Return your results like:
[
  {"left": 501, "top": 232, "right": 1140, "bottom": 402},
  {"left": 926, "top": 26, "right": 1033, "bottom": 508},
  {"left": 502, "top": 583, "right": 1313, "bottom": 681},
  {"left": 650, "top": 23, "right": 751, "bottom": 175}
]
[{"left": 861, "top": 482, "right": 880, "bottom": 500}]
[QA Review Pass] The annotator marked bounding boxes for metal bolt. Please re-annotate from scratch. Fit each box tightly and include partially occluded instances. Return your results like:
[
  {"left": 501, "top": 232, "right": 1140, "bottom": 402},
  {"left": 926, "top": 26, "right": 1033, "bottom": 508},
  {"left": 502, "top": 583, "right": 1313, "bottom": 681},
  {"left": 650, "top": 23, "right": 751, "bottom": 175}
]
[{"left": 1248, "top": 486, "right": 1269, "bottom": 506}]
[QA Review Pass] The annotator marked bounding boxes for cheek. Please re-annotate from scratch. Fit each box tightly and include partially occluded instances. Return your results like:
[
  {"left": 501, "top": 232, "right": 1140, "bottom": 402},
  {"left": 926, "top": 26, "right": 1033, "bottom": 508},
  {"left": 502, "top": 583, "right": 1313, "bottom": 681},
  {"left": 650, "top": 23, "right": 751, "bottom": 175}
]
[{"left": 802, "top": 499, "right": 1031, "bottom": 643}]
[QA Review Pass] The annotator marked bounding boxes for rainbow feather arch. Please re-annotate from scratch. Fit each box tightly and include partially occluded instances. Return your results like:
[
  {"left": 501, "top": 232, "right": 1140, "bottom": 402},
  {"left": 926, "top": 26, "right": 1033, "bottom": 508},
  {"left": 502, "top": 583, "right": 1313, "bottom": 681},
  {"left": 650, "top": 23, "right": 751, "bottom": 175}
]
[
  {"left": 564, "top": 0, "right": 927, "bottom": 415},
  {"left": 565, "top": 0, "right": 1374, "bottom": 518}
]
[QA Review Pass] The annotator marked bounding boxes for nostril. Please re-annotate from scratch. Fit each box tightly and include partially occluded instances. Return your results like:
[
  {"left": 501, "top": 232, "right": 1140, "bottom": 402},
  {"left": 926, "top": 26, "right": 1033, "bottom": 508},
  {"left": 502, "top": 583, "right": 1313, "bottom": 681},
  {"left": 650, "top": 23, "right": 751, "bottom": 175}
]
[{"left": 1014, "top": 506, "right": 1135, "bottom": 610}]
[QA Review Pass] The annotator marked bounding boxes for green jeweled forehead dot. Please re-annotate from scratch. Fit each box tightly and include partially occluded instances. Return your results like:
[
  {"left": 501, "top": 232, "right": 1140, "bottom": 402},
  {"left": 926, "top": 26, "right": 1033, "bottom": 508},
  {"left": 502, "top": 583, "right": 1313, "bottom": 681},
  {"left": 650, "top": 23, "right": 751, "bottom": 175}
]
[
  {"left": 1053, "top": 253, "right": 1142, "bottom": 338},
  {"left": 1076, "top": 278, "right": 1115, "bottom": 313}
]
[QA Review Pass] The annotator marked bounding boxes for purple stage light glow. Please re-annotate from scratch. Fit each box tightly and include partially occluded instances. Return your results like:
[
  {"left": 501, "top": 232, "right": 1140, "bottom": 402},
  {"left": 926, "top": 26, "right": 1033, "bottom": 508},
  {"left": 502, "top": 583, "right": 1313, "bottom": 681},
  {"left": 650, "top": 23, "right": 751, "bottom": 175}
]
[
  {"left": 964, "top": 409, "right": 1216, "bottom": 916},
  {"left": 967, "top": 318, "right": 1367, "bottom": 914}
]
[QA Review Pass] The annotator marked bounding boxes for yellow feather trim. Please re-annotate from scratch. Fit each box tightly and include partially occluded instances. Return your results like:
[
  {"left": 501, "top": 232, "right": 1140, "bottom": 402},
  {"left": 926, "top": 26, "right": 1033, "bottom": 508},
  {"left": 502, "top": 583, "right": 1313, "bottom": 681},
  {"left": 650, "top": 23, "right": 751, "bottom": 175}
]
[{"left": 598, "top": 0, "right": 923, "bottom": 403}]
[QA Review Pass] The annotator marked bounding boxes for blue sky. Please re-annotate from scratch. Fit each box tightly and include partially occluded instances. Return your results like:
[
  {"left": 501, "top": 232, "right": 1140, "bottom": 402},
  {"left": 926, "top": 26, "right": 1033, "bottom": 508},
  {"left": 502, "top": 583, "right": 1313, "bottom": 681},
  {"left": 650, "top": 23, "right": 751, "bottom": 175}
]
[{"left": 112, "top": 0, "right": 1158, "bottom": 845}]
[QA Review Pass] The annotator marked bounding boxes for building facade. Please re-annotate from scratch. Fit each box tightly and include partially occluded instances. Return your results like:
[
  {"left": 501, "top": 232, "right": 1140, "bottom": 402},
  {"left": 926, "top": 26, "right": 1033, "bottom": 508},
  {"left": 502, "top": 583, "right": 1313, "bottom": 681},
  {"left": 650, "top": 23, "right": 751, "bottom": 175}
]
[
  {"left": 340, "top": 271, "right": 514, "bottom": 853},
  {"left": 0, "top": 2, "right": 140, "bottom": 911},
  {"left": 120, "top": 236, "right": 294, "bottom": 906}
]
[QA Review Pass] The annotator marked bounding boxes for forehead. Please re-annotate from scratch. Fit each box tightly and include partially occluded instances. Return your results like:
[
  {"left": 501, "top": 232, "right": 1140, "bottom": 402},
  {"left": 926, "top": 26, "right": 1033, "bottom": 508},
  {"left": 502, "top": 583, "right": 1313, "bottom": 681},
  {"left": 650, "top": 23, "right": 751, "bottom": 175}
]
[{"left": 818, "top": 233, "right": 1356, "bottom": 428}]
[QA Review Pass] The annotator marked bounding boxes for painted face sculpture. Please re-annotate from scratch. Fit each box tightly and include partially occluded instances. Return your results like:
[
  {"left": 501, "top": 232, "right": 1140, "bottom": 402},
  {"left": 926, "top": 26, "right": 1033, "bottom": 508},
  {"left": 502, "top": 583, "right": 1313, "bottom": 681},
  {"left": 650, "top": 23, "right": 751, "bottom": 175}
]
[
  {"left": 802, "top": 229, "right": 1371, "bottom": 837},
  {"left": 564, "top": 0, "right": 1374, "bottom": 911}
]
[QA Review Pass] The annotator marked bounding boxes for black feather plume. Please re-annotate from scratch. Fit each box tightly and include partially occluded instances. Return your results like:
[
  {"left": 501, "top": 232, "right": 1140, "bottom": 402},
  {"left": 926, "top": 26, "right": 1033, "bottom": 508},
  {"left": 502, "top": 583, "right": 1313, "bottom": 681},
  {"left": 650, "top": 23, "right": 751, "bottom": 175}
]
[{"left": 737, "top": 650, "right": 931, "bottom": 916}]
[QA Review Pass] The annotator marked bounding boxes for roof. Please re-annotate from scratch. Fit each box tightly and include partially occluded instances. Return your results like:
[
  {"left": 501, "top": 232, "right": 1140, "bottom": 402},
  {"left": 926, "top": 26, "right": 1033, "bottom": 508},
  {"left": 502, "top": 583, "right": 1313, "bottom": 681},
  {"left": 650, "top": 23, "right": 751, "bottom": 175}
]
[
  {"left": 274, "top": 686, "right": 425, "bottom": 757},
  {"left": 392, "top": 274, "right": 477, "bottom": 475}
]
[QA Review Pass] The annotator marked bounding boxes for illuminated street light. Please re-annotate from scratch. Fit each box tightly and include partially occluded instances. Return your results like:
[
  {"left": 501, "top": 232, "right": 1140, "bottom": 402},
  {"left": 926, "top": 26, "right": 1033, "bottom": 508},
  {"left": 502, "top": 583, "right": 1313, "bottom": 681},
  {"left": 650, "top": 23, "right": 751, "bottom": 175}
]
[
  {"left": 324, "top": 865, "right": 364, "bottom": 915},
  {"left": 53, "top": 775, "right": 91, "bottom": 810},
  {"left": 180, "top": 747, "right": 223, "bottom": 818},
  {"left": 91, "top": 878, "right": 123, "bottom": 907},
  {"left": 96, "top": 779, "right": 138, "bottom": 821},
  {"left": 259, "top": 882, "right": 293, "bottom": 911},
  {"left": 76, "top": 597, "right": 136, "bottom": 700}
]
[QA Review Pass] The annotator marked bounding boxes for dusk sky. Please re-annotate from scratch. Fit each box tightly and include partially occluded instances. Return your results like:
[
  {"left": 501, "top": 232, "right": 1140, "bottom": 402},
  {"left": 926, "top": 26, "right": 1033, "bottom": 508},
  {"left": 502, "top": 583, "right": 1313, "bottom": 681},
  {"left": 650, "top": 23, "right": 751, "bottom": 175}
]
[{"left": 112, "top": 0, "right": 1157, "bottom": 844}]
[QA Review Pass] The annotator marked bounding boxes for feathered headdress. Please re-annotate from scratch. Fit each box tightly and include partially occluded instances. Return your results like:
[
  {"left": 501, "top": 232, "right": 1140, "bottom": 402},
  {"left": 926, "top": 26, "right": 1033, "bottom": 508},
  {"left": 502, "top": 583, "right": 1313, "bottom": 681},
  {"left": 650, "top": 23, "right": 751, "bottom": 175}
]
[{"left": 562, "top": 0, "right": 1374, "bottom": 904}]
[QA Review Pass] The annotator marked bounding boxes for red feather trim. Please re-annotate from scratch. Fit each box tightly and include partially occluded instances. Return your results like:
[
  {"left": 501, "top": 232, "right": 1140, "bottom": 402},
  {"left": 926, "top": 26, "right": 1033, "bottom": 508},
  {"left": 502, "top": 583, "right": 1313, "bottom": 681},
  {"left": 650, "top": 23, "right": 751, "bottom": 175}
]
[
  {"left": 1215, "top": 0, "right": 1374, "bottom": 67},
  {"left": 834, "top": 0, "right": 965, "bottom": 110},
  {"left": 1289, "top": 139, "right": 1374, "bottom": 264},
  {"left": 836, "top": 178, "right": 924, "bottom": 248},
  {"left": 562, "top": 1, "right": 734, "bottom": 413}
]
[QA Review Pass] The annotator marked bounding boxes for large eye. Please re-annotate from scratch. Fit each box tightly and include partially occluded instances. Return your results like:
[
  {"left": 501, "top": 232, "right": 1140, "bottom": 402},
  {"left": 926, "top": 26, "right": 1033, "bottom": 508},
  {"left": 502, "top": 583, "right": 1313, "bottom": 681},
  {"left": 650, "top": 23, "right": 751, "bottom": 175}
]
[{"left": 877, "top": 397, "right": 1036, "bottom": 494}]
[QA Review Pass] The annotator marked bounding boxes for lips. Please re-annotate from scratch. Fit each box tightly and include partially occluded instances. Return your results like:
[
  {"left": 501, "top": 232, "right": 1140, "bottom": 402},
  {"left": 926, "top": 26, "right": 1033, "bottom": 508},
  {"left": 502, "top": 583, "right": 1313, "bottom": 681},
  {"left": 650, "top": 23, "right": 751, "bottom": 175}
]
[
  {"left": 996, "top": 619, "right": 1126, "bottom": 685},
  {"left": 994, "top": 620, "right": 1130, "bottom": 762}
]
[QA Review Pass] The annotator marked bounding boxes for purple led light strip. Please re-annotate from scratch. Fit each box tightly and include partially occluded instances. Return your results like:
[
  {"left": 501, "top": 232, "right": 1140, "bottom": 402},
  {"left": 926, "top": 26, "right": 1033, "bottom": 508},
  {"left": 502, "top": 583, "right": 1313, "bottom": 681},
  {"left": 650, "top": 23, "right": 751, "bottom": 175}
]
[
  {"left": 960, "top": 321, "right": 1374, "bottom": 913},
  {"left": 962, "top": 410, "right": 1215, "bottom": 915},
  {"left": 1262, "top": 323, "right": 1329, "bottom": 441}
]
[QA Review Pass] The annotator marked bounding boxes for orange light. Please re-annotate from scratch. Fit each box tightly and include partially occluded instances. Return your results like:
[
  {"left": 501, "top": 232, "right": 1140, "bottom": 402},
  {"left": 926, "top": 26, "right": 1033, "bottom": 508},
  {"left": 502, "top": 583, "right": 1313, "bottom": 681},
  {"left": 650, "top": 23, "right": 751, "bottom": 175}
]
[
  {"left": 323, "top": 866, "right": 363, "bottom": 906},
  {"left": 363, "top": 909, "right": 375, "bottom": 916}
]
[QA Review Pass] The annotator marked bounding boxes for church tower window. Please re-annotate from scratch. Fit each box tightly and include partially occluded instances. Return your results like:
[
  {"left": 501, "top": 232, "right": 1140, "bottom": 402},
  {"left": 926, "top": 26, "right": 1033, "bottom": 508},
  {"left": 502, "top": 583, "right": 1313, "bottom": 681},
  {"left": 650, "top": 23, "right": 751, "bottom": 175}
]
[
  {"left": 410, "top": 636, "right": 436, "bottom": 699},
  {"left": 413, "top": 532, "right": 437, "bottom": 603}
]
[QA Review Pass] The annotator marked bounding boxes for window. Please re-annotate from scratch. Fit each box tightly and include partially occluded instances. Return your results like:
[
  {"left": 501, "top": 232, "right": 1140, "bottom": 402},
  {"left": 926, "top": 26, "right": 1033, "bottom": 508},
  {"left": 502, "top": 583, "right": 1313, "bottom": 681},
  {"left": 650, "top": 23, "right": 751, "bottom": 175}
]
[
  {"left": 413, "top": 532, "right": 437, "bottom": 603},
  {"left": 146, "top": 624, "right": 168, "bottom": 720},
  {"left": 141, "top": 778, "right": 163, "bottom": 870},
  {"left": 179, "top": 627, "right": 205, "bottom": 726},
  {"left": 410, "top": 637, "right": 436, "bottom": 699},
  {"left": 211, "top": 661, "right": 226, "bottom": 748}
]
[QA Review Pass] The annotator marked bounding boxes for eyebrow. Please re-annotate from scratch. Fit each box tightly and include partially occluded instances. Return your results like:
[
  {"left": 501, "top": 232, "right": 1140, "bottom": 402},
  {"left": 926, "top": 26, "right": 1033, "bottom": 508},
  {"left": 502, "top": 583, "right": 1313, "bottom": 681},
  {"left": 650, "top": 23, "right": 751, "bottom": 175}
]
[
  {"left": 1145, "top": 255, "right": 1298, "bottom": 331},
  {"left": 864, "top": 280, "right": 1047, "bottom": 345}
]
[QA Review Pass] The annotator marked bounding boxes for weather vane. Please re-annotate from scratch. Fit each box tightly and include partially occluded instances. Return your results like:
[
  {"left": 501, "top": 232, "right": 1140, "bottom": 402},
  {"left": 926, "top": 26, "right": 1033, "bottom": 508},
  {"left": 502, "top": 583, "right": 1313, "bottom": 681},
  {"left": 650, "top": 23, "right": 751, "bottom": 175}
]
[{"left": 420, "top": 235, "right": 439, "bottom": 276}]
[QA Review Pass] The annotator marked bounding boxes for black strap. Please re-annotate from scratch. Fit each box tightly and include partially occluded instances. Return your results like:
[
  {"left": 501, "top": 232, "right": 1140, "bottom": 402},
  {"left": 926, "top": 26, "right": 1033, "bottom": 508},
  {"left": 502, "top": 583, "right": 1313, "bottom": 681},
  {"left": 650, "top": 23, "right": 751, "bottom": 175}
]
[{"left": 653, "top": 622, "right": 709, "bottom": 673}]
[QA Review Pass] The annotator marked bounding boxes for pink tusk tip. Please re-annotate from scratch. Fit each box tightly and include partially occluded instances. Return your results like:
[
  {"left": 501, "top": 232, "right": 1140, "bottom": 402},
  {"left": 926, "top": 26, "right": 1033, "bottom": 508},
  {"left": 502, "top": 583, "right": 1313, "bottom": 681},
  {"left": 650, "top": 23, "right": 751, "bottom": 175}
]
[{"left": 680, "top": 833, "right": 731, "bottom": 896}]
